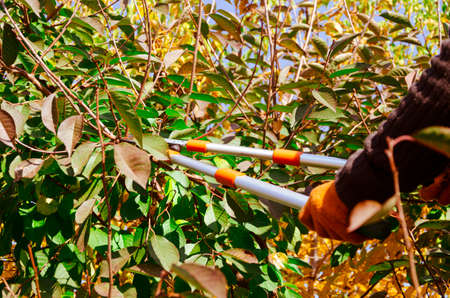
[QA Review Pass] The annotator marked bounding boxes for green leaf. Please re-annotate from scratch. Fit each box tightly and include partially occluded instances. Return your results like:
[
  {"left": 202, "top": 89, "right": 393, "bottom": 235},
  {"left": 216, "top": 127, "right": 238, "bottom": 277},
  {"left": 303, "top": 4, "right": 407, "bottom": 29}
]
[
  {"left": 279, "top": 80, "right": 319, "bottom": 91},
  {"left": 172, "top": 263, "right": 227, "bottom": 298},
  {"left": 8, "top": 155, "right": 22, "bottom": 179},
  {"left": 148, "top": 234, "right": 180, "bottom": 271},
  {"left": 142, "top": 134, "right": 169, "bottom": 161},
  {"left": 82, "top": 151, "right": 102, "bottom": 179},
  {"left": 380, "top": 11, "right": 412, "bottom": 27},
  {"left": 328, "top": 33, "right": 359, "bottom": 58},
  {"left": 136, "top": 108, "right": 158, "bottom": 119},
  {"left": 110, "top": 92, "right": 143, "bottom": 147},
  {"left": 370, "top": 271, "right": 391, "bottom": 285},
  {"left": 222, "top": 248, "right": 258, "bottom": 264},
  {"left": 71, "top": 142, "right": 97, "bottom": 175},
  {"left": 210, "top": 13, "right": 240, "bottom": 40},
  {"left": 203, "top": 73, "right": 236, "bottom": 97},
  {"left": 370, "top": 75, "right": 401, "bottom": 87},
  {"left": 80, "top": 0, "right": 105, "bottom": 10},
  {"left": 36, "top": 197, "right": 59, "bottom": 216},
  {"left": 190, "top": 93, "right": 219, "bottom": 104},
  {"left": 330, "top": 67, "right": 360, "bottom": 78},
  {"left": 279, "top": 39, "right": 306, "bottom": 55},
  {"left": 312, "top": 90, "right": 337, "bottom": 112},
  {"left": 269, "top": 169, "right": 290, "bottom": 183},
  {"left": 368, "top": 259, "right": 409, "bottom": 272},
  {"left": 311, "top": 36, "right": 328, "bottom": 58},
  {"left": 416, "top": 220, "right": 450, "bottom": 230},
  {"left": 272, "top": 104, "right": 297, "bottom": 113},
  {"left": 204, "top": 204, "right": 228, "bottom": 232},
  {"left": 166, "top": 171, "right": 189, "bottom": 188},
  {"left": 2, "top": 24, "right": 20, "bottom": 66},
  {"left": 356, "top": 13, "right": 381, "bottom": 35},
  {"left": 330, "top": 244, "right": 359, "bottom": 267},
  {"left": 114, "top": 142, "right": 150, "bottom": 189},
  {"left": 413, "top": 126, "right": 450, "bottom": 158},
  {"left": 288, "top": 257, "right": 312, "bottom": 268}
]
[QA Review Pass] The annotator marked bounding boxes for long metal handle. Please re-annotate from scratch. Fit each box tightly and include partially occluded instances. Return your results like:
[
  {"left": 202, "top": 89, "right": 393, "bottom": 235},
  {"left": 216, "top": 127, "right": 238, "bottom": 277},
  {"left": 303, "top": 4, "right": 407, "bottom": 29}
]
[
  {"left": 165, "top": 139, "right": 346, "bottom": 169},
  {"left": 169, "top": 152, "right": 308, "bottom": 209}
]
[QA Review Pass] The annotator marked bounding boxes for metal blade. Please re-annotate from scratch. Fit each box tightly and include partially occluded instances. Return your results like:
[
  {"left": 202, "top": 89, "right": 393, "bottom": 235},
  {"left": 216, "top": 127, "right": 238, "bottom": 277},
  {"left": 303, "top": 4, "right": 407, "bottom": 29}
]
[{"left": 164, "top": 138, "right": 187, "bottom": 146}]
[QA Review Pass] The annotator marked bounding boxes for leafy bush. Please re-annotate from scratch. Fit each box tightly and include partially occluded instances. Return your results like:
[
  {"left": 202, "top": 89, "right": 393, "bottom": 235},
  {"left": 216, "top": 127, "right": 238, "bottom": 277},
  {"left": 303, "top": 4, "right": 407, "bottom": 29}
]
[{"left": 0, "top": 0, "right": 448, "bottom": 296}]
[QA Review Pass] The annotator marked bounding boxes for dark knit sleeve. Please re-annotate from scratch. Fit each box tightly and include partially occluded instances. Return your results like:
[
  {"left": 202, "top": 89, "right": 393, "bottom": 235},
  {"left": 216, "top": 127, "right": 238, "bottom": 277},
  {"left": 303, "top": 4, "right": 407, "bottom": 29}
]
[{"left": 335, "top": 39, "right": 450, "bottom": 210}]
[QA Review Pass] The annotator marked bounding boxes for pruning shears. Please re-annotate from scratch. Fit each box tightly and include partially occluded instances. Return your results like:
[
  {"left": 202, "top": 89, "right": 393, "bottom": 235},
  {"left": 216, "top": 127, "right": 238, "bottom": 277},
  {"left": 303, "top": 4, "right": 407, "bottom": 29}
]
[{"left": 166, "top": 139, "right": 347, "bottom": 210}]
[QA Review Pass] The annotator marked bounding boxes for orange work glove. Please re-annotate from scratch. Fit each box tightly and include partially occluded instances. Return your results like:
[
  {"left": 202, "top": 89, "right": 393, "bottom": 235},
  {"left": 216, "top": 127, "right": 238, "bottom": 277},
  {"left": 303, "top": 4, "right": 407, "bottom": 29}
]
[
  {"left": 419, "top": 168, "right": 450, "bottom": 205},
  {"left": 298, "top": 181, "right": 368, "bottom": 244}
]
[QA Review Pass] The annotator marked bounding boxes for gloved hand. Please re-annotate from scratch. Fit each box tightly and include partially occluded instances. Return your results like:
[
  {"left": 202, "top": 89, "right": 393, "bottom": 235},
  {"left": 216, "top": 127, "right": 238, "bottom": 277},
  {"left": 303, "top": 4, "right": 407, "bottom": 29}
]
[
  {"left": 419, "top": 168, "right": 450, "bottom": 205},
  {"left": 298, "top": 181, "right": 368, "bottom": 244}
]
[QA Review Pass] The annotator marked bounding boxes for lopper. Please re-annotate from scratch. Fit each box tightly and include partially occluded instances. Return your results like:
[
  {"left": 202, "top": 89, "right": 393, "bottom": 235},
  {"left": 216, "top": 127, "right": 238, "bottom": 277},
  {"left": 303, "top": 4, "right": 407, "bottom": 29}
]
[
  {"left": 166, "top": 139, "right": 348, "bottom": 210},
  {"left": 165, "top": 139, "right": 346, "bottom": 169}
]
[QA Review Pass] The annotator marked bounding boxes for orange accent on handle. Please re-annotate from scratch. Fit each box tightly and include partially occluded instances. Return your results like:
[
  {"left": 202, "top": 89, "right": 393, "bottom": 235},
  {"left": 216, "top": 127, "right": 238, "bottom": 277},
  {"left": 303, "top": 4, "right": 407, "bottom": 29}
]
[
  {"left": 215, "top": 168, "right": 245, "bottom": 187},
  {"left": 273, "top": 149, "right": 301, "bottom": 166},
  {"left": 167, "top": 149, "right": 180, "bottom": 156},
  {"left": 186, "top": 140, "right": 209, "bottom": 153}
]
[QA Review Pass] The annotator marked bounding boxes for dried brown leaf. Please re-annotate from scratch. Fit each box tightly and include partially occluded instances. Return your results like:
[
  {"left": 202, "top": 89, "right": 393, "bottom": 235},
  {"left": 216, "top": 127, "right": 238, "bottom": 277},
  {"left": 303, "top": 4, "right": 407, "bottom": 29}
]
[
  {"left": 57, "top": 115, "right": 84, "bottom": 157},
  {"left": 14, "top": 158, "right": 44, "bottom": 181},
  {"left": 114, "top": 142, "right": 150, "bottom": 189},
  {"left": 0, "top": 109, "right": 16, "bottom": 148}
]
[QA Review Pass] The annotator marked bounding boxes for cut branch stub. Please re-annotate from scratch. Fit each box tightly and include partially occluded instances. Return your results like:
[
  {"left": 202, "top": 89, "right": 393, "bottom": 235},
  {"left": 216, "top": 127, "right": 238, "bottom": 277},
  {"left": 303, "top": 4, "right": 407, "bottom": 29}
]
[
  {"left": 0, "top": 109, "right": 17, "bottom": 148},
  {"left": 114, "top": 142, "right": 150, "bottom": 189},
  {"left": 57, "top": 115, "right": 84, "bottom": 157}
]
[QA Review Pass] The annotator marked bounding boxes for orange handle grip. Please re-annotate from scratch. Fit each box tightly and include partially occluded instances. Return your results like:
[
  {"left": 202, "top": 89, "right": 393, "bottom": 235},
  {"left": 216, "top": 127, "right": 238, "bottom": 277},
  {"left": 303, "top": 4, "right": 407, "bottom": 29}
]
[
  {"left": 186, "top": 140, "right": 209, "bottom": 153},
  {"left": 214, "top": 168, "right": 245, "bottom": 187},
  {"left": 273, "top": 149, "right": 301, "bottom": 166}
]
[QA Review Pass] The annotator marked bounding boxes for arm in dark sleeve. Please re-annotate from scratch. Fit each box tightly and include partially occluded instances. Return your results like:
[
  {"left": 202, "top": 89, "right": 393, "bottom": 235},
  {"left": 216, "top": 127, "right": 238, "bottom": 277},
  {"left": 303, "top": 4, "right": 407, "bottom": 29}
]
[{"left": 335, "top": 39, "right": 450, "bottom": 210}]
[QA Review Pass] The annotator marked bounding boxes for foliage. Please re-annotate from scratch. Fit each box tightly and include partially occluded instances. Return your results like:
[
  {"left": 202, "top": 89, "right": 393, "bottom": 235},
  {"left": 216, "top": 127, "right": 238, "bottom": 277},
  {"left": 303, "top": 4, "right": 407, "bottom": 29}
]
[{"left": 0, "top": 0, "right": 448, "bottom": 296}]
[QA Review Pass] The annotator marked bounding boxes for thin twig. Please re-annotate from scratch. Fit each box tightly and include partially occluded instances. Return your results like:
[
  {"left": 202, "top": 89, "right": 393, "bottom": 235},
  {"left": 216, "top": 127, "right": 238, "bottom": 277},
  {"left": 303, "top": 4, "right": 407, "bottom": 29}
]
[
  {"left": 95, "top": 88, "right": 113, "bottom": 298},
  {"left": 0, "top": 61, "right": 51, "bottom": 96},
  {"left": 352, "top": 0, "right": 379, "bottom": 57},
  {"left": 343, "top": 0, "right": 355, "bottom": 33},
  {"left": 185, "top": 0, "right": 203, "bottom": 122},
  {"left": 15, "top": 139, "right": 66, "bottom": 154},
  {"left": 90, "top": 55, "right": 122, "bottom": 137},
  {"left": 389, "top": 261, "right": 407, "bottom": 298},
  {"left": 436, "top": 0, "right": 442, "bottom": 47},
  {"left": 32, "top": 0, "right": 81, "bottom": 74},
  {"left": 261, "top": 0, "right": 275, "bottom": 151},
  {"left": 385, "top": 137, "right": 422, "bottom": 298},
  {"left": 134, "top": 0, "right": 153, "bottom": 109},
  {"left": 194, "top": 21, "right": 264, "bottom": 140},
  {"left": 353, "top": 90, "right": 371, "bottom": 134},
  {"left": 287, "top": 0, "right": 317, "bottom": 104},
  {"left": 1, "top": 276, "right": 17, "bottom": 298},
  {"left": 27, "top": 244, "right": 41, "bottom": 298},
  {"left": 1, "top": 2, "right": 116, "bottom": 139},
  {"left": 96, "top": 0, "right": 138, "bottom": 96},
  {"left": 181, "top": 0, "right": 254, "bottom": 124},
  {"left": 408, "top": 230, "right": 446, "bottom": 296}
]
